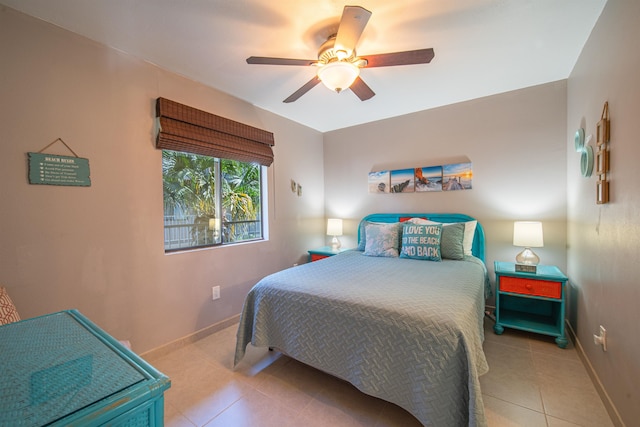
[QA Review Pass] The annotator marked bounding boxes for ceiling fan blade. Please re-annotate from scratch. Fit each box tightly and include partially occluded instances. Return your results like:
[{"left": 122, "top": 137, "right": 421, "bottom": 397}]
[
  {"left": 247, "top": 56, "right": 316, "bottom": 66},
  {"left": 350, "top": 76, "right": 375, "bottom": 101},
  {"left": 334, "top": 6, "right": 372, "bottom": 56},
  {"left": 361, "top": 48, "right": 435, "bottom": 68},
  {"left": 283, "top": 76, "right": 321, "bottom": 103}
]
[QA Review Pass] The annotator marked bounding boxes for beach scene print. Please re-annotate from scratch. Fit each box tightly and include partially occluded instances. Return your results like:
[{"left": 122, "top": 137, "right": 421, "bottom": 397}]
[
  {"left": 390, "top": 169, "right": 415, "bottom": 193},
  {"left": 415, "top": 166, "right": 443, "bottom": 192},
  {"left": 442, "top": 162, "right": 473, "bottom": 191},
  {"left": 368, "top": 170, "right": 390, "bottom": 193}
]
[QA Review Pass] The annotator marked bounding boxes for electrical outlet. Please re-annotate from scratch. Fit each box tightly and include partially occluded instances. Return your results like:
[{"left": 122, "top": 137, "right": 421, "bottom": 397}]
[{"left": 212, "top": 286, "right": 220, "bottom": 300}]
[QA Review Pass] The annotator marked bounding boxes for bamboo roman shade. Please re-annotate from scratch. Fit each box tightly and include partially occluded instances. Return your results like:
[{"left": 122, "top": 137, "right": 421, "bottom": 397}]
[{"left": 156, "top": 97, "right": 275, "bottom": 166}]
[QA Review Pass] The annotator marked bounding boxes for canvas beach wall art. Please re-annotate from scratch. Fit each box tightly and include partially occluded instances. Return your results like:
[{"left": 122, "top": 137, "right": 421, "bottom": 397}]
[
  {"left": 368, "top": 170, "right": 390, "bottom": 193},
  {"left": 415, "top": 166, "right": 443, "bottom": 192},
  {"left": 390, "top": 169, "right": 415, "bottom": 193},
  {"left": 369, "top": 163, "right": 472, "bottom": 194},
  {"left": 442, "top": 162, "right": 472, "bottom": 191}
]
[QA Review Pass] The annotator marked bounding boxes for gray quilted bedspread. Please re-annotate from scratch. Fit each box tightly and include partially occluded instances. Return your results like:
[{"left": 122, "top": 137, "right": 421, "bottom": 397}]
[{"left": 234, "top": 250, "right": 489, "bottom": 426}]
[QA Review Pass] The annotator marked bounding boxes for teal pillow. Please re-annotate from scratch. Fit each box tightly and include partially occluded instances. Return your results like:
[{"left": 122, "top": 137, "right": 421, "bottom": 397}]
[
  {"left": 441, "top": 222, "right": 465, "bottom": 260},
  {"left": 363, "top": 222, "right": 402, "bottom": 257},
  {"left": 400, "top": 223, "right": 442, "bottom": 261}
]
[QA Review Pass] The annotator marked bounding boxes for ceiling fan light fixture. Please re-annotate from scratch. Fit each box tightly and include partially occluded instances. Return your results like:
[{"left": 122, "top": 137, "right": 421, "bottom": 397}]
[{"left": 317, "top": 61, "right": 359, "bottom": 93}]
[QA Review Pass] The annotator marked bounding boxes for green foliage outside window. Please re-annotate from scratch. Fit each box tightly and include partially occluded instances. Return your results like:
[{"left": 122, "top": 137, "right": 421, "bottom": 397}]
[{"left": 162, "top": 150, "right": 262, "bottom": 251}]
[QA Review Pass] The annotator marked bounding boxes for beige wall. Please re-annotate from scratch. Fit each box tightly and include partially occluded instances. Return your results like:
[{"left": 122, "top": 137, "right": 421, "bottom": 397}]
[
  {"left": 567, "top": 0, "right": 640, "bottom": 424},
  {"left": 0, "top": 7, "right": 325, "bottom": 353},
  {"left": 323, "top": 81, "right": 569, "bottom": 282},
  {"left": 3, "top": 2, "right": 638, "bottom": 424}
]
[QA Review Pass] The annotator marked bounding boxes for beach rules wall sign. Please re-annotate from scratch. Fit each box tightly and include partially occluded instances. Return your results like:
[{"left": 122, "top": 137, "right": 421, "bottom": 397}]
[
  {"left": 27, "top": 138, "right": 91, "bottom": 187},
  {"left": 28, "top": 153, "right": 91, "bottom": 186}
]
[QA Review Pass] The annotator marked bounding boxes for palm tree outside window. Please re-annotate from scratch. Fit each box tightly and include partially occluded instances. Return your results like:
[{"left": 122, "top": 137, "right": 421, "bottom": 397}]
[{"left": 162, "top": 150, "right": 263, "bottom": 251}]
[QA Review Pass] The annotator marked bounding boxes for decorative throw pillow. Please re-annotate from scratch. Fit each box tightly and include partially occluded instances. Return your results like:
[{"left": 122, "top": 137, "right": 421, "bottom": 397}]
[
  {"left": 440, "top": 222, "right": 465, "bottom": 260},
  {"left": 357, "top": 221, "right": 369, "bottom": 251},
  {"left": 358, "top": 221, "right": 400, "bottom": 251},
  {"left": 363, "top": 222, "right": 402, "bottom": 257},
  {"left": 408, "top": 218, "right": 476, "bottom": 256},
  {"left": 0, "top": 287, "right": 21, "bottom": 325},
  {"left": 400, "top": 223, "right": 443, "bottom": 261}
]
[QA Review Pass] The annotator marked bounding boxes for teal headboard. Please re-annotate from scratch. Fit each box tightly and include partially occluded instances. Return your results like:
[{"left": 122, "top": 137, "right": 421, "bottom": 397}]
[{"left": 358, "top": 213, "right": 485, "bottom": 262}]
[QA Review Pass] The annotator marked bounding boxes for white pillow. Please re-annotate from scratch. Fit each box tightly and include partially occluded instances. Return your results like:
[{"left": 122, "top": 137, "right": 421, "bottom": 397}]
[
  {"left": 407, "top": 218, "right": 477, "bottom": 256},
  {"left": 461, "top": 220, "right": 477, "bottom": 256}
]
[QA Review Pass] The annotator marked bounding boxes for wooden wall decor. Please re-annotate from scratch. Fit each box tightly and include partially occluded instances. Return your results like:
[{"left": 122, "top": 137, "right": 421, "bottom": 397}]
[{"left": 596, "top": 102, "right": 610, "bottom": 204}]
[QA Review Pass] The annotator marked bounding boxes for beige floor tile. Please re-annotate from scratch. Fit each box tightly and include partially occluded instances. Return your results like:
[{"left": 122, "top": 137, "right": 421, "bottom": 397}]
[
  {"left": 155, "top": 319, "right": 615, "bottom": 427},
  {"left": 545, "top": 415, "right": 584, "bottom": 427},
  {"left": 375, "top": 402, "right": 423, "bottom": 427},
  {"left": 532, "top": 352, "right": 612, "bottom": 426},
  {"left": 164, "top": 402, "right": 196, "bottom": 427},
  {"left": 165, "top": 363, "right": 251, "bottom": 426},
  {"left": 484, "top": 318, "right": 533, "bottom": 350},
  {"left": 481, "top": 342, "right": 543, "bottom": 411},
  {"left": 252, "top": 359, "right": 327, "bottom": 410},
  {"left": 532, "top": 352, "right": 593, "bottom": 384},
  {"left": 203, "top": 388, "right": 302, "bottom": 427},
  {"left": 298, "top": 378, "right": 384, "bottom": 427},
  {"left": 483, "top": 395, "right": 547, "bottom": 427},
  {"left": 538, "top": 379, "right": 613, "bottom": 427},
  {"left": 529, "top": 335, "right": 579, "bottom": 359}
]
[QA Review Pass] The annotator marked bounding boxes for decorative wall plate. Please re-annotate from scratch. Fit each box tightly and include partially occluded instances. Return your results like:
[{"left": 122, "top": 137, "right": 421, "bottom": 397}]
[
  {"left": 574, "top": 128, "right": 585, "bottom": 152},
  {"left": 581, "top": 145, "right": 594, "bottom": 177}
]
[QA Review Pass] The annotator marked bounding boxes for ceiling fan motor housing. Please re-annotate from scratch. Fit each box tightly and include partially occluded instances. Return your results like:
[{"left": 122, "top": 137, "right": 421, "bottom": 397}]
[{"left": 318, "top": 36, "right": 356, "bottom": 65}]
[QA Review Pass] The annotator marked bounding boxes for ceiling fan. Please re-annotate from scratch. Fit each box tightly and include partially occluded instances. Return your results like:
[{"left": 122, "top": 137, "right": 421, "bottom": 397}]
[{"left": 246, "top": 5, "right": 435, "bottom": 103}]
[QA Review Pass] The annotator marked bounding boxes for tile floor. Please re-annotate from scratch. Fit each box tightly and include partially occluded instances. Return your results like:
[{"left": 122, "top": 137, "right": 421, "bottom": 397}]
[{"left": 146, "top": 318, "right": 614, "bottom": 427}]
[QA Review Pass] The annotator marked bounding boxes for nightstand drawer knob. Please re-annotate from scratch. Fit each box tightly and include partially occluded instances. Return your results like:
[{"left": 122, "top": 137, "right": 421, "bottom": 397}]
[{"left": 525, "top": 284, "right": 533, "bottom": 290}]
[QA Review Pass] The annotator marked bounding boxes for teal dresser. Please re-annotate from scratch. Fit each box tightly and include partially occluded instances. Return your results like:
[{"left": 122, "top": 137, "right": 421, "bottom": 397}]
[{"left": 0, "top": 310, "right": 170, "bottom": 426}]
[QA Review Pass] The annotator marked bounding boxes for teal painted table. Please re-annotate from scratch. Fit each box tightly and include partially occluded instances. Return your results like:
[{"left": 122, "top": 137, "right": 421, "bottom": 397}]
[
  {"left": 0, "top": 310, "right": 170, "bottom": 426},
  {"left": 493, "top": 262, "right": 569, "bottom": 348},
  {"left": 308, "top": 246, "right": 351, "bottom": 262}
]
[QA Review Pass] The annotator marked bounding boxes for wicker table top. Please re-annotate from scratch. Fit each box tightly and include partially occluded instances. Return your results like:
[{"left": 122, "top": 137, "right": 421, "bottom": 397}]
[{"left": 0, "top": 311, "right": 147, "bottom": 427}]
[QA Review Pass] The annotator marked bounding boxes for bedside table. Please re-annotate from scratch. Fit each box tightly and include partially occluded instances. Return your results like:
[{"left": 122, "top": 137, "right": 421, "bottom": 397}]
[
  {"left": 493, "top": 261, "right": 569, "bottom": 348},
  {"left": 308, "top": 246, "right": 350, "bottom": 262}
]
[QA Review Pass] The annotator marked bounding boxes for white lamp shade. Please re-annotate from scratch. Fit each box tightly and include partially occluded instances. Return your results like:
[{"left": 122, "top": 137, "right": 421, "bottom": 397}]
[
  {"left": 513, "top": 221, "right": 544, "bottom": 247},
  {"left": 317, "top": 62, "right": 359, "bottom": 93},
  {"left": 326, "top": 218, "right": 343, "bottom": 236}
]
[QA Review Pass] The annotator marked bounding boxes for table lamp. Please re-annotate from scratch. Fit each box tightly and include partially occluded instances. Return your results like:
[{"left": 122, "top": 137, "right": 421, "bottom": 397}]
[
  {"left": 327, "top": 218, "right": 343, "bottom": 250},
  {"left": 513, "top": 221, "right": 543, "bottom": 273}
]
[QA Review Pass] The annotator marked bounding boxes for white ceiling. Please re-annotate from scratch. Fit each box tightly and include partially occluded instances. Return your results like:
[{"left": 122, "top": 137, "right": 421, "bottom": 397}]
[{"left": 1, "top": 0, "right": 606, "bottom": 132}]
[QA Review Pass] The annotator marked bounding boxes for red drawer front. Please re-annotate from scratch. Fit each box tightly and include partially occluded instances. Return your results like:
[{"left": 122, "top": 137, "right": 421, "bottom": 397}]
[
  {"left": 500, "top": 276, "right": 561, "bottom": 299},
  {"left": 310, "top": 254, "right": 329, "bottom": 262}
]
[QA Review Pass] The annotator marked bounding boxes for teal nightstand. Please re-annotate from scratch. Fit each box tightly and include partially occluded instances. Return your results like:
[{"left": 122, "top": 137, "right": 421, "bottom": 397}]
[
  {"left": 493, "top": 261, "right": 569, "bottom": 348},
  {"left": 308, "top": 246, "right": 350, "bottom": 262}
]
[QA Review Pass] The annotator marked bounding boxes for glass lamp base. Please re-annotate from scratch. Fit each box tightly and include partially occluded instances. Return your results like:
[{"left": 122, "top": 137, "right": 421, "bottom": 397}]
[
  {"left": 331, "top": 236, "right": 341, "bottom": 250},
  {"left": 515, "top": 247, "right": 540, "bottom": 265}
]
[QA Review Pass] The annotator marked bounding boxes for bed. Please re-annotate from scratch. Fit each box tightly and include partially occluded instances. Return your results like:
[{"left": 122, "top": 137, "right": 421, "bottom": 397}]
[{"left": 234, "top": 213, "right": 490, "bottom": 426}]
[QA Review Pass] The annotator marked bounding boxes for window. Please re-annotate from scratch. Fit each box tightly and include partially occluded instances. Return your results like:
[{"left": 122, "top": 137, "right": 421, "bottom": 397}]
[
  {"left": 155, "top": 97, "right": 274, "bottom": 252},
  {"left": 162, "top": 150, "right": 263, "bottom": 251}
]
